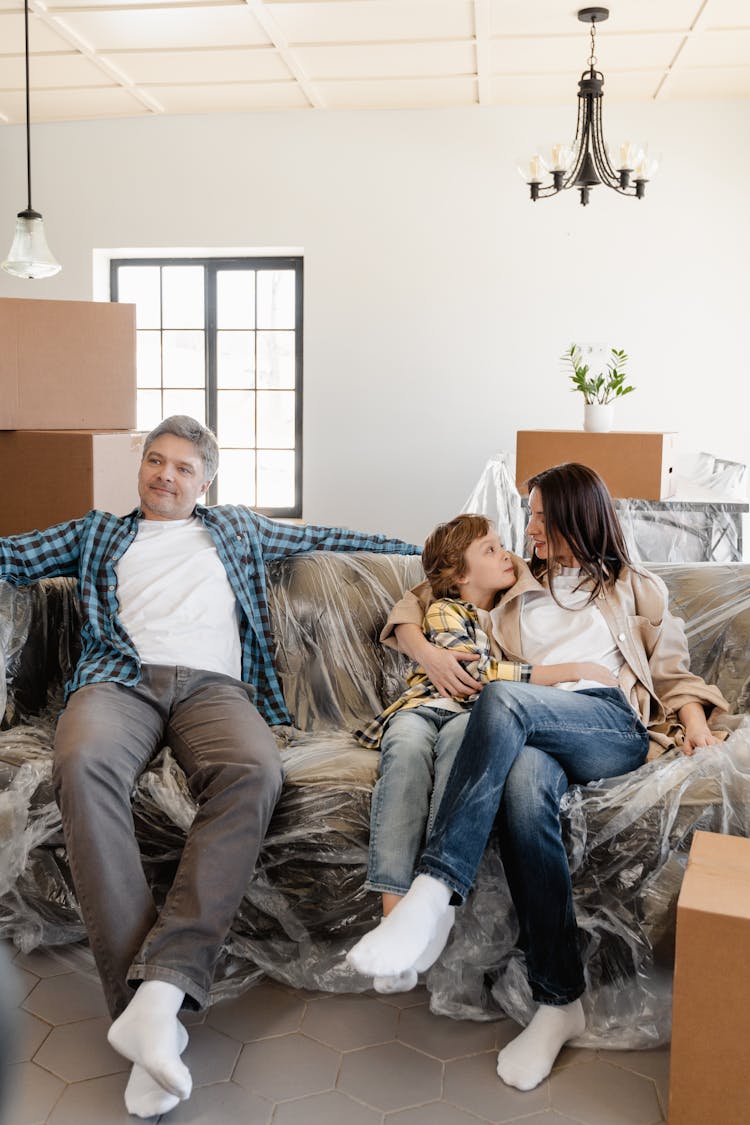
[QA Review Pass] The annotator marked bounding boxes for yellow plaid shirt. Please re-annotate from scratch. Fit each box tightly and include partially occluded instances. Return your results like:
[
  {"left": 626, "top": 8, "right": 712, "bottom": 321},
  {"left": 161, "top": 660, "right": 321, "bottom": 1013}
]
[{"left": 355, "top": 597, "right": 525, "bottom": 749}]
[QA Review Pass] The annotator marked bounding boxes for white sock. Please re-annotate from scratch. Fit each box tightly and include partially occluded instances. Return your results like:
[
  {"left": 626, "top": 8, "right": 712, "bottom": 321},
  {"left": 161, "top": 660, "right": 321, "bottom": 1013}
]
[
  {"left": 496, "top": 999, "right": 586, "bottom": 1091},
  {"left": 124, "top": 1022, "right": 188, "bottom": 1118},
  {"left": 347, "top": 875, "right": 453, "bottom": 978},
  {"left": 108, "top": 980, "right": 192, "bottom": 1101},
  {"left": 373, "top": 968, "right": 419, "bottom": 994}
]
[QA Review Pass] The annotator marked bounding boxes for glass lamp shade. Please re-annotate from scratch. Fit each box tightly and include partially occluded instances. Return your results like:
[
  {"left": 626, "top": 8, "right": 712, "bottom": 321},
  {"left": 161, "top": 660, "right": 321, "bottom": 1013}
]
[{"left": 1, "top": 209, "right": 61, "bottom": 280}]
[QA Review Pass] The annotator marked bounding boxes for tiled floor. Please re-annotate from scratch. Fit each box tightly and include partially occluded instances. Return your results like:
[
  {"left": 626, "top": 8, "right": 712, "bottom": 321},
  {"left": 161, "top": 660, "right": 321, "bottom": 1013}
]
[{"left": 3, "top": 943, "right": 670, "bottom": 1124}]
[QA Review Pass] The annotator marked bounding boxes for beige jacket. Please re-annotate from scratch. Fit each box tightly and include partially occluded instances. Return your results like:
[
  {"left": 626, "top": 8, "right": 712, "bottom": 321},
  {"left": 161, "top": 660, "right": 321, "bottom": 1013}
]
[{"left": 381, "top": 555, "right": 730, "bottom": 760}]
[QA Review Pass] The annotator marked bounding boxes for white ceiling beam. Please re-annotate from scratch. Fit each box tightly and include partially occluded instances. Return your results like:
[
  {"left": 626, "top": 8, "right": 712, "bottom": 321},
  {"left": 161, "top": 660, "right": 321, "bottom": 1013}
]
[
  {"left": 29, "top": 0, "right": 165, "bottom": 113},
  {"left": 653, "top": 0, "right": 711, "bottom": 100},
  {"left": 242, "top": 0, "right": 325, "bottom": 108},
  {"left": 473, "top": 0, "right": 491, "bottom": 105}
]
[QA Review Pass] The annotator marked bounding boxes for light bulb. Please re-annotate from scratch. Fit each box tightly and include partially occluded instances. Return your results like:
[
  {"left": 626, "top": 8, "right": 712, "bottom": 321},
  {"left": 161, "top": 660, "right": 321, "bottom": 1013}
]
[{"left": 2, "top": 209, "right": 61, "bottom": 280}]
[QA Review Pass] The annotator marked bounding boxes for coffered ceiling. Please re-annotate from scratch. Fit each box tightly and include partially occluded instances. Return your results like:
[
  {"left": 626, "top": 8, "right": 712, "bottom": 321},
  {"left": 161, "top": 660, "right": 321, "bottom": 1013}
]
[{"left": 0, "top": 0, "right": 748, "bottom": 124}]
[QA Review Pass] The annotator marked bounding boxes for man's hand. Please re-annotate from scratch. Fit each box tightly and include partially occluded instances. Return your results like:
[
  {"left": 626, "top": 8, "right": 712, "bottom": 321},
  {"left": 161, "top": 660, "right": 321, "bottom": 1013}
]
[{"left": 418, "top": 645, "right": 482, "bottom": 698}]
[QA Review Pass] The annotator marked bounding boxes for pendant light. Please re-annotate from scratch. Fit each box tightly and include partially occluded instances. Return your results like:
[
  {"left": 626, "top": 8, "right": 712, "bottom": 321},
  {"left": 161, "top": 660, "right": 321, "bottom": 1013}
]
[{"left": 2, "top": 0, "right": 61, "bottom": 279}]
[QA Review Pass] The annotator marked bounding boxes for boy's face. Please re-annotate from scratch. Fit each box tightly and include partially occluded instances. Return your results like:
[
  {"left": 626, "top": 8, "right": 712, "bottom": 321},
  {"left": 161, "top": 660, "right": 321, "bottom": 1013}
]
[{"left": 458, "top": 531, "right": 516, "bottom": 596}]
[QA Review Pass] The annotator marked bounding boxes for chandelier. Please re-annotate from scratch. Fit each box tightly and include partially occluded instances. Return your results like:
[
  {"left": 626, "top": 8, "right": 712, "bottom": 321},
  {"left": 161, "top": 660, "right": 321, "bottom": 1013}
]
[{"left": 519, "top": 6, "right": 657, "bottom": 207}]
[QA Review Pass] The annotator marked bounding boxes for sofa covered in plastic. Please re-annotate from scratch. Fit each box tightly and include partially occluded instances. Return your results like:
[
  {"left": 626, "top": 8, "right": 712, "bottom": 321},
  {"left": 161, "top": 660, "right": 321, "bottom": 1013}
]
[{"left": 2, "top": 552, "right": 750, "bottom": 1049}]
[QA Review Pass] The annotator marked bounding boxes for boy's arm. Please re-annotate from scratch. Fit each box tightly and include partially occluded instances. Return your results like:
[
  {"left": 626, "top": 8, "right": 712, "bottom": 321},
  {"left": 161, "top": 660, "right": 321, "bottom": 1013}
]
[
  {"left": 251, "top": 511, "right": 420, "bottom": 560},
  {"left": 423, "top": 602, "right": 525, "bottom": 692}
]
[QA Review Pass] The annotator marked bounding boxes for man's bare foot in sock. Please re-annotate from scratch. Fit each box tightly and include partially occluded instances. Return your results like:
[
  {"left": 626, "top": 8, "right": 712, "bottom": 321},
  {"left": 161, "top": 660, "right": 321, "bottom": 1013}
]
[
  {"left": 108, "top": 980, "right": 192, "bottom": 1101},
  {"left": 347, "top": 874, "right": 453, "bottom": 978},
  {"left": 497, "top": 998, "right": 585, "bottom": 1091},
  {"left": 124, "top": 1021, "right": 188, "bottom": 1118}
]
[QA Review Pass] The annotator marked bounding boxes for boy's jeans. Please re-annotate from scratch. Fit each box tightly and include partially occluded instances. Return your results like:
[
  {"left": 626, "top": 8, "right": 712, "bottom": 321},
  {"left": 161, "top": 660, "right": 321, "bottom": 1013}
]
[
  {"left": 366, "top": 707, "right": 470, "bottom": 896},
  {"left": 417, "top": 682, "right": 649, "bottom": 1005}
]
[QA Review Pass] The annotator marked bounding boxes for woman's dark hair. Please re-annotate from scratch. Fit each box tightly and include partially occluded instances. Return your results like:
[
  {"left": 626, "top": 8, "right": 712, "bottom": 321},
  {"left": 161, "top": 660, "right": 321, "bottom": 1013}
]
[{"left": 526, "top": 462, "right": 632, "bottom": 600}]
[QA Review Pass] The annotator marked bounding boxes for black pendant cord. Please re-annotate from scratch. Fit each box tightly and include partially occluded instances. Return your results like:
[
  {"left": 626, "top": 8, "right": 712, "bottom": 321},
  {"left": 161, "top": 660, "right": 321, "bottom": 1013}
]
[{"left": 24, "top": 0, "right": 33, "bottom": 213}]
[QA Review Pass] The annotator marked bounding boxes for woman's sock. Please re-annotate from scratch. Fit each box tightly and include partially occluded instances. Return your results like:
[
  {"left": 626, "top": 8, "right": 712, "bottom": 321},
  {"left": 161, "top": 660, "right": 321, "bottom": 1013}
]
[
  {"left": 107, "top": 980, "right": 192, "bottom": 1101},
  {"left": 496, "top": 999, "right": 585, "bottom": 1091},
  {"left": 347, "top": 875, "right": 453, "bottom": 978}
]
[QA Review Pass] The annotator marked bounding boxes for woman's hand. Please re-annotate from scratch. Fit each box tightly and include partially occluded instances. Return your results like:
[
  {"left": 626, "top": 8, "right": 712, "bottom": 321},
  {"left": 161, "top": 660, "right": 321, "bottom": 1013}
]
[
  {"left": 678, "top": 702, "right": 724, "bottom": 756},
  {"left": 573, "top": 662, "right": 619, "bottom": 687}
]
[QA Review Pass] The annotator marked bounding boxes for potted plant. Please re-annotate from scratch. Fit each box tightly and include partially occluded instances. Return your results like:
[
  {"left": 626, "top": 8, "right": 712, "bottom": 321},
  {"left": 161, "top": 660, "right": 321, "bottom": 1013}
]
[{"left": 562, "top": 344, "right": 635, "bottom": 432}]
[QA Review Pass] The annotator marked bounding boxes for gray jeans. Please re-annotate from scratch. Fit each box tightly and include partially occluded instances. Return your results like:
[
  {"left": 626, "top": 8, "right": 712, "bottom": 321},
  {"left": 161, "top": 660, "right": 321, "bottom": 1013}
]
[{"left": 52, "top": 665, "right": 283, "bottom": 1017}]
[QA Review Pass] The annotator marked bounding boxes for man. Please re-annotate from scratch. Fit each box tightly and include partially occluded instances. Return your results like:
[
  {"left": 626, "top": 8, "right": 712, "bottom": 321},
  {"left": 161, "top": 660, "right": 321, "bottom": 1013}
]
[{"left": 0, "top": 415, "right": 418, "bottom": 1118}]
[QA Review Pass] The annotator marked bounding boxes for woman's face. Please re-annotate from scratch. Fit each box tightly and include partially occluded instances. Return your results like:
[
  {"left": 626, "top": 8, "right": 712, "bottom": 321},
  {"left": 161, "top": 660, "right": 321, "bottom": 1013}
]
[{"left": 527, "top": 488, "right": 577, "bottom": 567}]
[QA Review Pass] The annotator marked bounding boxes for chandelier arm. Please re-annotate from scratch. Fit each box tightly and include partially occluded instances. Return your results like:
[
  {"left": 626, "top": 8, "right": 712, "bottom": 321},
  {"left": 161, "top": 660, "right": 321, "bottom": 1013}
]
[
  {"left": 561, "top": 80, "right": 588, "bottom": 190},
  {"left": 590, "top": 83, "right": 620, "bottom": 187}
]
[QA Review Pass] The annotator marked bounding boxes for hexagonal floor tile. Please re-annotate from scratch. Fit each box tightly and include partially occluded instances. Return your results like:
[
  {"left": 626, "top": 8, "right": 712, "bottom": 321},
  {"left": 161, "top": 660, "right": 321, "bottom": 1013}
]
[
  {"left": 338, "top": 1041, "right": 442, "bottom": 1112},
  {"left": 46, "top": 1073, "right": 136, "bottom": 1125},
  {"left": 550, "top": 1058, "right": 662, "bottom": 1124},
  {"left": 14, "top": 947, "right": 78, "bottom": 978},
  {"left": 302, "top": 993, "right": 397, "bottom": 1050},
  {"left": 233, "top": 1031, "right": 340, "bottom": 1101},
  {"left": 22, "top": 972, "right": 108, "bottom": 1026},
  {"left": 206, "top": 980, "right": 305, "bottom": 1042},
  {"left": 444, "top": 1049, "right": 549, "bottom": 1123},
  {"left": 375, "top": 984, "right": 431, "bottom": 1009},
  {"left": 272, "top": 1089, "right": 381, "bottom": 1125},
  {"left": 386, "top": 1101, "right": 493, "bottom": 1123},
  {"left": 398, "top": 1002, "right": 502, "bottom": 1060},
  {"left": 10, "top": 965, "right": 40, "bottom": 1002},
  {"left": 183, "top": 1022, "right": 242, "bottom": 1086},
  {"left": 5, "top": 1061, "right": 66, "bottom": 1125},
  {"left": 33, "top": 1016, "right": 125, "bottom": 1082},
  {"left": 166, "top": 1081, "right": 273, "bottom": 1124},
  {"left": 10, "top": 1008, "right": 52, "bottom": 1063},
  {"left": 604, "top": 1046, "right": 670, "bottom": 1117}
]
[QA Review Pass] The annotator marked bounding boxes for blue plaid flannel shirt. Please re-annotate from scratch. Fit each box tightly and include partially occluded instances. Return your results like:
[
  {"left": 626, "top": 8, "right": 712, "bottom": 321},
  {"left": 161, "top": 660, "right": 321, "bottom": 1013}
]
[{"left": 0, "top": 506, "right": 419, "bottom": 725}]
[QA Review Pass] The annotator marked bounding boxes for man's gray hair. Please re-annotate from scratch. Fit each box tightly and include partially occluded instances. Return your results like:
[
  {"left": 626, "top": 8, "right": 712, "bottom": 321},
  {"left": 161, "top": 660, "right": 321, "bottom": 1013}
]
[{"left": 142, "top": 415, "right": 220, "bottom": 482}]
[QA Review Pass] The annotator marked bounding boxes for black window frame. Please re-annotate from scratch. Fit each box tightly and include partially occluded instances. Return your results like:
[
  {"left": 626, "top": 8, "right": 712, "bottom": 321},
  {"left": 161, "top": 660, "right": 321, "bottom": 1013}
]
[{"left": 110, "top": 254, "right": 304, "bottom": 518}]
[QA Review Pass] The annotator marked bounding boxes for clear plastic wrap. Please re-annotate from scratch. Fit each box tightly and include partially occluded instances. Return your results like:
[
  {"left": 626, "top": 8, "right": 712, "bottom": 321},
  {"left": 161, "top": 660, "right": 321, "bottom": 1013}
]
[
  {"left": 2, "top": 554, "right": 750, "bottom": 1048},
  {"left": 461, "top": 453, "right": 526, "bottom": 555}
]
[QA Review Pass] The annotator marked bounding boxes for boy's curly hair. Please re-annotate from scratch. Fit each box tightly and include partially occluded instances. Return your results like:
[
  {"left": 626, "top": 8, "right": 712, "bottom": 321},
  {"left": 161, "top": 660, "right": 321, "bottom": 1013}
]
[{"left": 422, "top": 514, "right": 492, "bottom": 598}]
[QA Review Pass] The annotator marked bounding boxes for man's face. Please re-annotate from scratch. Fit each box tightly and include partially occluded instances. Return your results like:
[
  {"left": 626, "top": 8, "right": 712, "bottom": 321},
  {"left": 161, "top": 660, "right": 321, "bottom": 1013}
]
[{"left": 138, "top": 433, "right": 212, "bottom": 521}]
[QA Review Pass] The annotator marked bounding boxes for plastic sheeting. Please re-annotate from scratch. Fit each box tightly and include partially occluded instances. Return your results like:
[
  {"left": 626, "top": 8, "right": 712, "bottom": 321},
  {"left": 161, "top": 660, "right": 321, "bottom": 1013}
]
[
  {"left": 465, "top": 451, "right": 749, "bottom": 564},
  {"left": 2, "top": 554, "right": 750, "bottom": 1048}
]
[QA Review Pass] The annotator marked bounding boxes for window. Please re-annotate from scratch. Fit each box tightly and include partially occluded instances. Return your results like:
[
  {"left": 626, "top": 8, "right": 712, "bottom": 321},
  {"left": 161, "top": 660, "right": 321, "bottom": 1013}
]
[{"left": 111, "top": 256, "right": 303, "bottom": 517}]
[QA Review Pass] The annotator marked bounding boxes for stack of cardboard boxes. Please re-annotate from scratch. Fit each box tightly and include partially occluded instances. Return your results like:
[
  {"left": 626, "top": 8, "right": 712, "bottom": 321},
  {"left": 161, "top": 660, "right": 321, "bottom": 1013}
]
[{"left": 0, "top": 297, "right": 142, "bottom": 536}]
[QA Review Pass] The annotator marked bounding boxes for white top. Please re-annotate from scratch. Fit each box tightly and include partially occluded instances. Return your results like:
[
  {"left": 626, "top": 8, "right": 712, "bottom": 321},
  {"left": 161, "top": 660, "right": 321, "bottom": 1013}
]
[
  {"left": 511, "top": 567, "right": 623, "bottom": 692},
  {"left": 115, "top": 516, "right": 242, "bottom": 679}
]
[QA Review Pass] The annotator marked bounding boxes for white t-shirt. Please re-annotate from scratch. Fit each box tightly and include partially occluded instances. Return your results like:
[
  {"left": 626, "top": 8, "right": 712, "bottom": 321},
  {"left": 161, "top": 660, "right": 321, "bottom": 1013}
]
[
  {"left": 115, "top": 517, "right": 242, "bottom": 679},
  {"left": 502, "top": 567, "right": 623, "bottom": 692}
]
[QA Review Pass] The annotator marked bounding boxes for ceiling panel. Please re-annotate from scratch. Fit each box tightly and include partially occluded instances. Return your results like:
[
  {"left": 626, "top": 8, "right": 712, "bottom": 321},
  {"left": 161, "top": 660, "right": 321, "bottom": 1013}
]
[
  {"left": 0, "top": 85, "right": 151, "bottom": 122},
  {"left": 318, "top": 75, "right": 476, "bottom": 108},
  {"left": 490, "top": 33, "right": 684, "bottom": 75},
  {"left": 0, "top": 10, "right": 79, "bottom": 52},
  {"left": 102, "top": 46, "right": 290, "bottom": 84},
  {"left": 267, "top": 1, "right": 475, "bottom": 44},
  {"left": 50, "top": 6, "right": 271, "bottom": 51},
  {"left": 144, "top": 80, "right": 310, "bottom": 111},
  {"left": 0, "top": 52, "right": 116, "bottom": 89},
  {"left": 295, "top": 40, "right": 475, "bottom": 80},
  {"left": 677, "top": 28, "right": 750, "bottom": 67},
  {"left": 662, "top": 64, "right": 750, "bottom": 98},
  {"left": 489, "top": 0, "right": 704, "bottom": 37}
]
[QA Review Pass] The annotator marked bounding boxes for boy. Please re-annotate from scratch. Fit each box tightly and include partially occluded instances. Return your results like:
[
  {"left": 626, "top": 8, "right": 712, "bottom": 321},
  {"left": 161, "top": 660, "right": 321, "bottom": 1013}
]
[{"left": 355, "top": 513, "right": 614, "bottom": 993}]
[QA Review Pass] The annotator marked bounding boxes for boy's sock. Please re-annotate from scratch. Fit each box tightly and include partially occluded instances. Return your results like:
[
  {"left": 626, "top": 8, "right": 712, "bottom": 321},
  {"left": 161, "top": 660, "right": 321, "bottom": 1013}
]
[
  {"left": 373, "top": 968, "right": 419, "bottom": 994},
  {"left": 347, "top": 874, "right": 453, "bottom": 978},
  {"left": 371, "top": 903, "right": 455, "bottom": 993},
  {"left": 107, "top": 980, "right": 192, "bottom": 1101},
  {"left": 496, "top": 998, "right": 585, "bottom": 1091}
]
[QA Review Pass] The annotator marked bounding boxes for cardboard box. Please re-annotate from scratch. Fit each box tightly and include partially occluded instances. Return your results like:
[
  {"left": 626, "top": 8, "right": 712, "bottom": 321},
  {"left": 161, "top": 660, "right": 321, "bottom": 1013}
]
[
  {"left": 0, "top": 430, "right": 144, "bottom": 535},
  {"left": 669, "top": 831, "right": 750, "bottom": 1125},
  {"left": 515, "top": 430, "right": 678, "bottom": 500},
  {"left": 0, "top": 297, "right": 136, "bottom": 430}
]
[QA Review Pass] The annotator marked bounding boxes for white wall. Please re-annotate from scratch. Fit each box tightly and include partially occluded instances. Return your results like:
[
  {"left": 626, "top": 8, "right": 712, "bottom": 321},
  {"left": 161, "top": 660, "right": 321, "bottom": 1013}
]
[{"left": 0, "top": 99, "right": 747, "bottom": 544}]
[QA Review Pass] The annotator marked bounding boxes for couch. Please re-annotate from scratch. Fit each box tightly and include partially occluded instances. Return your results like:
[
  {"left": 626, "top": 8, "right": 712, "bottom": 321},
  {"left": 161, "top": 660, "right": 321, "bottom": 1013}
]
[{"left": 2, "top": 552, "right": 750, "bottom": 1049}]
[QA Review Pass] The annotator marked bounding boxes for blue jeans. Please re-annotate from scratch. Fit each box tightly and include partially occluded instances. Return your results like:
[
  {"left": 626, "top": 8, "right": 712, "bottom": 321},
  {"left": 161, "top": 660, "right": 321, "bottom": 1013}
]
[
  {"left": 417, "top": 682, "right": 649, "bottom": 1004},
  {"left": 366, "top": 707, "right": 470, "bottom": 896}
]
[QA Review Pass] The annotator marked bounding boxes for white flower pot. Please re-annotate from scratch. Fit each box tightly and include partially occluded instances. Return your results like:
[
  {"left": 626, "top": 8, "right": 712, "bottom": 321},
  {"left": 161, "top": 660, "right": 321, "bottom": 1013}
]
[{"left": 583, "top": 403, "right": 615, "bottom": 433}]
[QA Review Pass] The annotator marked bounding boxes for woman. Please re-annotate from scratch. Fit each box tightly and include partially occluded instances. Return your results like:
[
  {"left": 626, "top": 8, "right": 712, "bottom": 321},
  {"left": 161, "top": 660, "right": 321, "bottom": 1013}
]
[{"left": 348, "top": 462, "right": 728, "bottom": 1091}]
